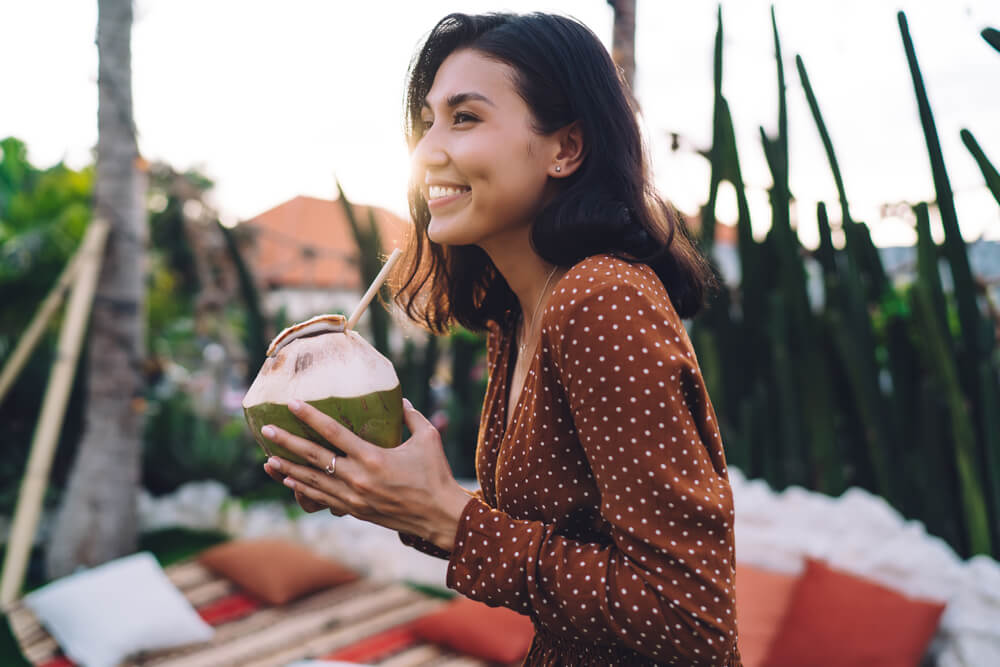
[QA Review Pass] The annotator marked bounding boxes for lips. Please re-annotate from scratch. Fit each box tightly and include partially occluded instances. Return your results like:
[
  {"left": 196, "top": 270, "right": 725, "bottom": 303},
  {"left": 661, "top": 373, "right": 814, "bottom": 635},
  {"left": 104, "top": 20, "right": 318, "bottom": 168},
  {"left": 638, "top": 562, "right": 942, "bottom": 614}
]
[
  {"left": 427, "top": 184, "right": 470, "bottom": 200},
  {"left": 425, "top": 183, "right": 471, "bottom": 210}
]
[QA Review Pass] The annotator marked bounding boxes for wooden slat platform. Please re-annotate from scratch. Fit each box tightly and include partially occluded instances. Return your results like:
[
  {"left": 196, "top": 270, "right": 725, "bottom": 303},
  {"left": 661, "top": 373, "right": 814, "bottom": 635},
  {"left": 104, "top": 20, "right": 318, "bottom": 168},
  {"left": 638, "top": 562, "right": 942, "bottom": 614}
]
[{"left": 5, "top": 559, "right": 519, "bottom": 667}]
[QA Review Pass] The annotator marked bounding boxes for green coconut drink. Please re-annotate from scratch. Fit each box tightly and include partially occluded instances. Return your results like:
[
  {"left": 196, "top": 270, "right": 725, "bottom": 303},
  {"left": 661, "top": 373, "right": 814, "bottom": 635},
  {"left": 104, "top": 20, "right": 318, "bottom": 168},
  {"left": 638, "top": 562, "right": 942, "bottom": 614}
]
[{"left": 243, "top": 313, "right": 403, "bottom": 465}]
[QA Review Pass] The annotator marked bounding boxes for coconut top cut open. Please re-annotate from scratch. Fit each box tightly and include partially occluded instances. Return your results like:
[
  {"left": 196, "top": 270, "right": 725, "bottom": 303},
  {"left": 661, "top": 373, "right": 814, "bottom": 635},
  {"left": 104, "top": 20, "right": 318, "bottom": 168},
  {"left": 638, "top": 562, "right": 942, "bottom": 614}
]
[
  {"left": 266, "top": 313, "right": 347, "bottom": 356},
  {"left": 243, "top": 313, "right": 399, "bottom": 407}
]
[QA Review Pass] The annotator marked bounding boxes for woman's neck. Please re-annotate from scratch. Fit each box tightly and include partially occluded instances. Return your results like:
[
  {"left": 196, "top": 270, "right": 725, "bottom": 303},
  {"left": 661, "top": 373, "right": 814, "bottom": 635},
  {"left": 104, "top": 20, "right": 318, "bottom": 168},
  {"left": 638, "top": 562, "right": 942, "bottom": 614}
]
[{"left": 480, "top": 231, "right": 561, "bottom": 328}]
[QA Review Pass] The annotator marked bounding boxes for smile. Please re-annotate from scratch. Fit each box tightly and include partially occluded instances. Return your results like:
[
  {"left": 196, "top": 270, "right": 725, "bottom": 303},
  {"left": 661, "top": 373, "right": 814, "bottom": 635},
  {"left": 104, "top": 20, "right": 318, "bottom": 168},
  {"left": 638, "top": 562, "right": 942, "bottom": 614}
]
[{"left": 427, "top": 185, "right": 471, "bottom": 208}]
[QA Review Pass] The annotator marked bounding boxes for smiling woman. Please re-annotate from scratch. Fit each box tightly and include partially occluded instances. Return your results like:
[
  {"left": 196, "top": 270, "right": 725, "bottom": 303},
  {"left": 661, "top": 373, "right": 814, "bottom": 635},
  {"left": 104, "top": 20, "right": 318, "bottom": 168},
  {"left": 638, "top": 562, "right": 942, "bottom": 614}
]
[
  {"left": 414, "top": 50, "right": 563, "bottom": 251},
  {"left": 263, "top": 11, "right": 741, "bottom": 667}
]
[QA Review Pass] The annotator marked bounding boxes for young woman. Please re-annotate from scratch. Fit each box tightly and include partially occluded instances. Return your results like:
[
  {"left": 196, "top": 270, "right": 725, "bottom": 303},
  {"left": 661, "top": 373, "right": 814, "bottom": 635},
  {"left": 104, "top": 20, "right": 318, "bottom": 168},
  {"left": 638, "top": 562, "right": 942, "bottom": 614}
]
[{"left": 262, "top": 12, "right": 741, "bottom": 666}]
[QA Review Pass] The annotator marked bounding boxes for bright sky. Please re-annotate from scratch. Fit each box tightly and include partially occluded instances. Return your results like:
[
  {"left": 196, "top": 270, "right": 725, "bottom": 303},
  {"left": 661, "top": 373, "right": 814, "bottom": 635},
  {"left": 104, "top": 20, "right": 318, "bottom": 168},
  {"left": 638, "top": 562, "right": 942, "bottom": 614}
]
[{"left": 2, "top": 0, "right": 999, "bottom": 247}]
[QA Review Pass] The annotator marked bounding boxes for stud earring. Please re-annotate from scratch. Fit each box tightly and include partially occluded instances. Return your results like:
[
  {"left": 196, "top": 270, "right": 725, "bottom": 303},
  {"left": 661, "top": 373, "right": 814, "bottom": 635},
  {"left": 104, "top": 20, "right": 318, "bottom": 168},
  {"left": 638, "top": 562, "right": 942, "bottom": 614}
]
[{"left": 554, "top": 165, "right": 562, "bottom": 173}]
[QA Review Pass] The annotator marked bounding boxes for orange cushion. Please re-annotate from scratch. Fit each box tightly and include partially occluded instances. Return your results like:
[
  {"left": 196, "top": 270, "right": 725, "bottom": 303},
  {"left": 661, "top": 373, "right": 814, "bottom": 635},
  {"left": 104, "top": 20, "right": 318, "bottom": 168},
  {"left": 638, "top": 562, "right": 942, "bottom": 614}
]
[
  {"left": 198, "top": 538, "right": 359, "bottom": 605},
  {"left": 734, "top": 563, "right": 800, "bottom": 667},
  {"left": 762, "top": 558, "right": 946, "bottom": 667},
  {"left": 411, "top": 596, "right": 535, "bottom": 664}
]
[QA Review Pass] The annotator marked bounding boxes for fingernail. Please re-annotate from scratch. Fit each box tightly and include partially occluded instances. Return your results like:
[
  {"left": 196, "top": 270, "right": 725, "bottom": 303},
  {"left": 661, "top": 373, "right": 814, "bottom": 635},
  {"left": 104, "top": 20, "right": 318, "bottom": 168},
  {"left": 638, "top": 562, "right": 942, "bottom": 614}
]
[
  {"left": 289, "top": 399, "right": 303, "bottom": 412},
  {"left": 402, "top": 398, "right": 412, "bottom": 410},
  {"left": 262, "top": 425, "right": 276, "bottom": 439},
  {"left": 267, "top": 457, "right": 281, "bottom": 471},
  {"left": 283, "top": 477, "right": 296, "bottom": 489}
]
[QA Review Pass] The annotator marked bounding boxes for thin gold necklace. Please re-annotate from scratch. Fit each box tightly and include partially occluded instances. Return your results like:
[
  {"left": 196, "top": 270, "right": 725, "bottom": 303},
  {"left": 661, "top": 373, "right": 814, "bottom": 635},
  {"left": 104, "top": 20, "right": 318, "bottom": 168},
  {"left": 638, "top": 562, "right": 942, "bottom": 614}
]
[{"left": 519, "top": 265, "right": 559, "bottom": 355}]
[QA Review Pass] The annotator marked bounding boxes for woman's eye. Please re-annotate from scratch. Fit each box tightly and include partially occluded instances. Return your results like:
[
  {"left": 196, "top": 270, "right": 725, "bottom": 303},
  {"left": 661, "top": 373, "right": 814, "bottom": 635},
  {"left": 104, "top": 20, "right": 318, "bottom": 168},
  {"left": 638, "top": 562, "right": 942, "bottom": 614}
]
[{"left": 418, "top": 112, "right": 475, "bottom": 135}]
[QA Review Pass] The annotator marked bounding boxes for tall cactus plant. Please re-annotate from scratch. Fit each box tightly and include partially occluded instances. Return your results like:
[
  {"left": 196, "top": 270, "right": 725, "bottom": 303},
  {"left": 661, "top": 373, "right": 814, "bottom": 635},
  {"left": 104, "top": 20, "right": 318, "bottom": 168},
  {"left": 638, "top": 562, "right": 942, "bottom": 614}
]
[
  {"left": 687, "top": 5, "right": 999, "bottom": 557},
  {"left": 961, "top": 130, "right": 1000, "bottom": 208},
  {"left": 983, "top": 27, "right": 1000, "bottom": 53},
  {"left": 899, "top": 11, "right": 1000, "bottom": 551},
  {"left": 898, "top": 12, "right": 983, "bottom": 402},
  {"left": 336, "top": 179, "right": 391, "bottom": 357},
  {"left": 698, "top": 5, "right": 726, "bottom": 254},
  {"left": 794, "top": 56, "right": 888, "bottom": 301},
  {"left": 795, "top": 51, "right": 896, "bottom": 500},
  {"left": 759, "top": 8, "right": 843, "bottom": 493},
  {"left": 911, "top": 212, "right": 992, "bottom": 555},
  {"left": 216, "top": 221, "right": 268, "bottom": 384}
]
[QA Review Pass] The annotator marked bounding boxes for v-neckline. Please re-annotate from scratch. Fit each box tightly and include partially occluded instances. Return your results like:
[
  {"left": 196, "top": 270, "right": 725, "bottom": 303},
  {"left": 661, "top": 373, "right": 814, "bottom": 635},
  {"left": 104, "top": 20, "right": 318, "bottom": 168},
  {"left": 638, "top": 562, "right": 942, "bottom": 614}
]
[
  {"left": 494, "top": 265, "right": 569, "bottom": 442},
  {"left": 500, "top": 316, "right": 534, "bottom": 439}
]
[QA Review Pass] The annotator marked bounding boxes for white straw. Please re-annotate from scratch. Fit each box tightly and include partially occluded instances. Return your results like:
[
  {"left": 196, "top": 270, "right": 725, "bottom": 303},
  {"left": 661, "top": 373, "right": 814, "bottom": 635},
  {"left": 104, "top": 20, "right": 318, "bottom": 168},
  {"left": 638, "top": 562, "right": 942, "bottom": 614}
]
[{"left": 346, "top": 248, "right": 403, "bottom": 331}]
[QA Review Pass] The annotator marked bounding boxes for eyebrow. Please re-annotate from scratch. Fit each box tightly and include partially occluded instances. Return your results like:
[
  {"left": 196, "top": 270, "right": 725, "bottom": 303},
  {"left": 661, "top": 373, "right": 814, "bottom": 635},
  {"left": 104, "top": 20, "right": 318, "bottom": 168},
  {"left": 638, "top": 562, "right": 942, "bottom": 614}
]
[{"left": 421, "top": 92, "right": 496, "bottom": 110}]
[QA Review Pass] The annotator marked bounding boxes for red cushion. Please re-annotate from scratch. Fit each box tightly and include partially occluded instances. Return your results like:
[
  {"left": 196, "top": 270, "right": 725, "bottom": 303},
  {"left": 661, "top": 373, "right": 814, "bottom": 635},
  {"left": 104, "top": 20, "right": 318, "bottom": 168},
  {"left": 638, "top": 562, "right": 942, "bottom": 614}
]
[
  {"left": 734, "top": 564, "right": 800, "bottom": 667},
  {"left": 321, "top": 623, "right": 421, "bottom": 663},
  {"left": 198, "top": 538, "right": 358, "bottom": 605},
  {"left": 762, "top": 558, "right": 946, "bottom": 667},
  {"left": 411, "top": 596, "right": 535, "bottom": 663},
  {"left": 196, "top": 592, "right": 262, "bottom": 625}
]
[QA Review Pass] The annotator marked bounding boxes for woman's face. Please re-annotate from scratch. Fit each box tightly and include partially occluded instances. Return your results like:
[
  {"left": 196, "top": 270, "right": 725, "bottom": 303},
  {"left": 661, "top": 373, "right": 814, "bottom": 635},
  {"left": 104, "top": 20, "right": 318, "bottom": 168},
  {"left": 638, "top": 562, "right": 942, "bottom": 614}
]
[{"left": 412, "top": 49, "right": 558, "bottom": 248}]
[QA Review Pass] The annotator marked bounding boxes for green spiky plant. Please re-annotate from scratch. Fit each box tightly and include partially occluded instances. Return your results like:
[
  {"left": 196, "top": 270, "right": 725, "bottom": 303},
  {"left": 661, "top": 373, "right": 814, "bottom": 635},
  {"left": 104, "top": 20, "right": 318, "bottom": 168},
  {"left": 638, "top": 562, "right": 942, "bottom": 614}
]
[
  {"left": 898, "top": 10, "right": 998, "bottom": 554},
  {"left": 961, "top": 130, "right": 1000, "bottom": 208},
  {"left": 689, "top": 6, "right": 1000, "bottom": 557},
  {"left": 337, "top": 179, "right": 391, "bottom": 357},
  {"left": 796, "top": 49, "right": 898, "bottom": 503},
  {"left": 217, "top": 221, "right": 268, "bottom": 384},
  {"left": 982, "top": 27, "right": 1000, "bottom": 53}
]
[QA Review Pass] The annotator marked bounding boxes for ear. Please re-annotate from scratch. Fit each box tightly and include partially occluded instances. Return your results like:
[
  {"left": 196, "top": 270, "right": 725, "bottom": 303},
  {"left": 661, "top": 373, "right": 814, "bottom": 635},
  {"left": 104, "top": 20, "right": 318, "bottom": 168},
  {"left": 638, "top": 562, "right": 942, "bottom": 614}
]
[{"left": 548, "top": 121, "right": 585, "bottom": 178}]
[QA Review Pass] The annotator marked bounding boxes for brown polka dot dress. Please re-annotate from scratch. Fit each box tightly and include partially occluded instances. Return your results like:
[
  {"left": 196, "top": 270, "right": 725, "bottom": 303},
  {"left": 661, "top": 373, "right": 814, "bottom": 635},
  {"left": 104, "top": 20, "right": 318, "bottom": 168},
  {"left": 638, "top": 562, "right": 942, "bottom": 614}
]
[{"left": 402, "top": 254, "right": 741, "bottom": 666}]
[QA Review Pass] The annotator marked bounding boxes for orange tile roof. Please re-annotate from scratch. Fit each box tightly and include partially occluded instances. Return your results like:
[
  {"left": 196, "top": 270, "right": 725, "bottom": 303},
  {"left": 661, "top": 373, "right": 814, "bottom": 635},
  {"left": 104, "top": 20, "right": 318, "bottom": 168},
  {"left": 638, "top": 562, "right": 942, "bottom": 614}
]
[{"left": 242, "top": 195, "right": 409, "bottom": 290}]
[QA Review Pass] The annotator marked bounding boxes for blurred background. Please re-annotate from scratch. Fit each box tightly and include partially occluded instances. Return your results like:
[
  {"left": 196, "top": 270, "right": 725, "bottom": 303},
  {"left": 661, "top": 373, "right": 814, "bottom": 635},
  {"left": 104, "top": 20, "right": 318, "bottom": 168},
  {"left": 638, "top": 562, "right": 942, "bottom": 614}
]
[{"left": 1, "top": 0, "right": 999, "bottom": 599}]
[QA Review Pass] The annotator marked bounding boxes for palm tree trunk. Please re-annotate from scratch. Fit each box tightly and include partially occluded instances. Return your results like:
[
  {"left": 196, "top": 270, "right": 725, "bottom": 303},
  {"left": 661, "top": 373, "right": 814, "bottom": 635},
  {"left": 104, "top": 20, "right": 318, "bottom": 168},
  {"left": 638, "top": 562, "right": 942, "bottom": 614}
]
[
  {"left": 46, "top": 0, "right": 147, "bottom": 578},
  {"left": 608, "top": 0, "right": 637, "bottom": 99}
]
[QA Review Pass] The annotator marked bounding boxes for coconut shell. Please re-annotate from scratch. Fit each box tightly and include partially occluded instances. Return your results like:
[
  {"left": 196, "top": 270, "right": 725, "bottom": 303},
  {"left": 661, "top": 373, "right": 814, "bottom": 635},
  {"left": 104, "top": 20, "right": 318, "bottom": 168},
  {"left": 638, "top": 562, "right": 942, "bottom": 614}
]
[{"left": 243, "top": 315, "right": 403, "bottom": 465}]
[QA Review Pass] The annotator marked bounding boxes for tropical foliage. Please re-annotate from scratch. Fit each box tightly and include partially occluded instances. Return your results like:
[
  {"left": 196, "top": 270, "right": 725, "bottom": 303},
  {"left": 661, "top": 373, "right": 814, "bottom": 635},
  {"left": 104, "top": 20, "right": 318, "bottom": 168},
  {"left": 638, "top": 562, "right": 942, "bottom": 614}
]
[
  {"left": 0, "top": 138, "right": 93, "bottom": 520},
  {"left": 688, "top": 9, "right": 1000, "bottom": 558}
]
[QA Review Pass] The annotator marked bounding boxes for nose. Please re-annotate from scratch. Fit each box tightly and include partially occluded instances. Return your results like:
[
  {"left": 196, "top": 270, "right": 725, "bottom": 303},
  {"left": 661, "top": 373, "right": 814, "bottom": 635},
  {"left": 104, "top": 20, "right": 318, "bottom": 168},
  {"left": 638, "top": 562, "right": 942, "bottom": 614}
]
[{"left": 410, "top": 124, "right": 449, "bottom": 176}]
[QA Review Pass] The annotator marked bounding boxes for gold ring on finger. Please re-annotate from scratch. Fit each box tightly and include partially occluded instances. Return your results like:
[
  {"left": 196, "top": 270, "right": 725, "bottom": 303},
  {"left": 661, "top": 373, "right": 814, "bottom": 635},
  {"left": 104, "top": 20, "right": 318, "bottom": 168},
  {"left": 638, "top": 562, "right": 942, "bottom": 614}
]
[{"left": 324, "top": 453, "right": 337, "bottom": 477}]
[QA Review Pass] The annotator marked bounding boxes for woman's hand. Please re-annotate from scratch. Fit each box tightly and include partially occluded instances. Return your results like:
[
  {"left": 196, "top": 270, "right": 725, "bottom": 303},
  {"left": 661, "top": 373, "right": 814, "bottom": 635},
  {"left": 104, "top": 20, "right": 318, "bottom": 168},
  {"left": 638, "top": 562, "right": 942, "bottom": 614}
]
[
  {"left": 262, "top": 455, "right": 327, "bottom": 514},
  {"left": 261, "top": 398, "right": 472, "bottom": 552}
]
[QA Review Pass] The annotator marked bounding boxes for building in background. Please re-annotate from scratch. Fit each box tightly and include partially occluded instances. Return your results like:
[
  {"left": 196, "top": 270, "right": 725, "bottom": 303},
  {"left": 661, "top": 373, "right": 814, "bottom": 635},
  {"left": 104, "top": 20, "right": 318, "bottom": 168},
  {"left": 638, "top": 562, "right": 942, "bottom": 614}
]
[{"left": 242, "top": 195, "right": 407, "bottom": 324}]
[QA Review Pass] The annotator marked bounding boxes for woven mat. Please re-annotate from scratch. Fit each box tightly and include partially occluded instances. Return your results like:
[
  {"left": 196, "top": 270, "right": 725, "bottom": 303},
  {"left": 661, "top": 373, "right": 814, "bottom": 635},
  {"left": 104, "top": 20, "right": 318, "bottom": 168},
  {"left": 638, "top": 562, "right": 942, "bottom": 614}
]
[{"left": 5, "top": 559, "right": 511, "bottom": 667}]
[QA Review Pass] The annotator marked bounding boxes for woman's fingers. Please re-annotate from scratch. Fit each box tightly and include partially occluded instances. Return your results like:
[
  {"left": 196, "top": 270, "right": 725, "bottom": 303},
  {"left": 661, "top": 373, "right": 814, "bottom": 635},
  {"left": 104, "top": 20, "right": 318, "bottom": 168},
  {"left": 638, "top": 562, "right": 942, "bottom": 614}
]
[
  {"left": 271, "top": 454, "right": 342, "bottom": 492},
  {"left": 260, "top": 397, "right": 461, "bottom": 540},
  {"left": 269, "top": 454, "right": 367, "bottom": 513},
  {"left": 286, "top": 399, "right": 377, "bottom": 461},
  {"left": 261, "top": 423, "right": 358, "bottom": 476},
  {"left": 261, "top": 416, "right": 373, "bottom": 518},
  {"left": 401, "top": 398, "right": 435, "bottom": 438},
  {"left": 263, "top": 459, "right": 330, "bottom": 513},
  {"left": 294, "top": 490, "right": 327, "bottom": 513},
  {"left": 283, "top": 473, "right": 354, "bottom": 517},
  {"left": 263, "top": 461, "right": 285, "bottom": 483}
]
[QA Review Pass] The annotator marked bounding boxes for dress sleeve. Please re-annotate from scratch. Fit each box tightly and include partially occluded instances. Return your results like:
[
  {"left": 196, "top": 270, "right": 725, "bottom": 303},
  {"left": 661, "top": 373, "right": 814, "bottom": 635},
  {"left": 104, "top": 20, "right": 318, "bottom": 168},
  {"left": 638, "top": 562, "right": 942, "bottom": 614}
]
[
  {"left": 444, "top": 277, "right": 739, "bottom": 665},
  {"left": 398, "top": 489, "right": 484, "bottom": 559}
]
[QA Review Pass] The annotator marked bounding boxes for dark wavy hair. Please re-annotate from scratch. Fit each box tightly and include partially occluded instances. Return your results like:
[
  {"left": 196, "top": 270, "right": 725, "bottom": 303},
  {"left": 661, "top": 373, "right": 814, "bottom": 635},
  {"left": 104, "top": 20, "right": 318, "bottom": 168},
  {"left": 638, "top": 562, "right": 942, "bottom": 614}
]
[{"left": 391, "top": 12, "right": 717, "bottom": 334}]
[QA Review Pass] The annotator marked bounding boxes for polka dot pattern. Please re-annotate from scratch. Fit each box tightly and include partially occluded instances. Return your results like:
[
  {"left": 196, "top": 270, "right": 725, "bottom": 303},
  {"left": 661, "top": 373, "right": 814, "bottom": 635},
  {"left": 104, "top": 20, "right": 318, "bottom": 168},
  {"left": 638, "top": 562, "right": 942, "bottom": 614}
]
[{"left": 408, "top": 254, "right": 740, "bottom": 666}]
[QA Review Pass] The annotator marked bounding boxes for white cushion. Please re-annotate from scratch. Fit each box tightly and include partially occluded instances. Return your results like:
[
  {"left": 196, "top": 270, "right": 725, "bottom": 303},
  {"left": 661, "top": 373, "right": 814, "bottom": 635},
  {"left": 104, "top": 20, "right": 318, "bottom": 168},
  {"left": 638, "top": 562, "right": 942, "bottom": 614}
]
[{"left": 23, "top": 552, "right": 214, "bottom": 667}]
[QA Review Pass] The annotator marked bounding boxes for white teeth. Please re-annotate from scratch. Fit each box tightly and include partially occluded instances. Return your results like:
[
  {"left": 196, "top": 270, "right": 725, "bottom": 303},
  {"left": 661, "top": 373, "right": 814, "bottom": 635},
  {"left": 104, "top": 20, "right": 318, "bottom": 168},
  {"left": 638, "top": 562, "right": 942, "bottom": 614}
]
[{"left": 428, "top": 185, "right": 469, "bottom": 200}]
